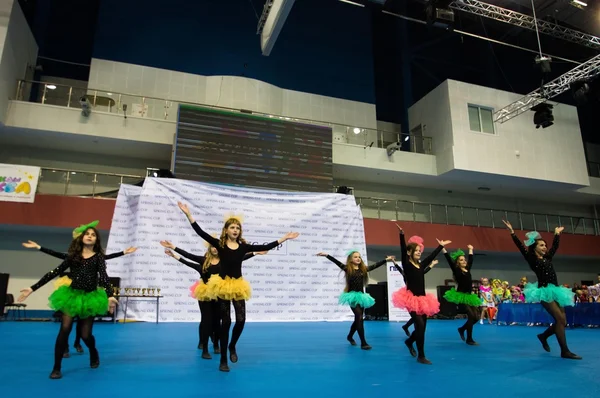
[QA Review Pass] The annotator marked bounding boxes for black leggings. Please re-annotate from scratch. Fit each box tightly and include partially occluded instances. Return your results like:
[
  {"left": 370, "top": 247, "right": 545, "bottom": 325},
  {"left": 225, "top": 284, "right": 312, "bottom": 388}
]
[
  {"left": 219, "top": 299, "right": 246, "bottom": 363},
  {"left": 539, "top": 300, "right": 571, "bottom": 354},
  {"left": 406, "top": 312, "right": 428, "bottom": 358},
  {"left": 459, "top": 306, "right": 479, "bottom": 342},
  {"left": 198, "top": 300, "right": 222, "bottom": 347},
  {"left": 54, "top": 314, "right": 97, "bottom": 371},
  {"left": 348, "top": 305, "right": 368, "bottom": 346}
]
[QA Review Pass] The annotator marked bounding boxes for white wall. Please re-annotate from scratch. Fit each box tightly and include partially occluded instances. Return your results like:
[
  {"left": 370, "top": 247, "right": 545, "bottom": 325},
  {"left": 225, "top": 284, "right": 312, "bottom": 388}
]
[
  {"left": 87, "top": 58, "right": 377, "bottom": 130},
  {"left": 448, "top": 80, "right": 589, "bottom": 187},
  {"left": 0, "top": 0, "right": 37, "bottom": 124},
  {"left": 407, "top": 81, "right": 454, "bottom": 174}
]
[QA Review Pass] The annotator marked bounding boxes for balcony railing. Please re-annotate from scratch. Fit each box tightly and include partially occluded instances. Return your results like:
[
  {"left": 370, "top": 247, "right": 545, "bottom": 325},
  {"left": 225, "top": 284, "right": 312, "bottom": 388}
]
[
  {"left": 15, "top": 79, "right": 433, "bottom": 155},
  {"left": 357, "top": 197, "right": 600, "bottom": 236},
  {"left": 35, "top": 169, "right": 600, "bottom": 236}
]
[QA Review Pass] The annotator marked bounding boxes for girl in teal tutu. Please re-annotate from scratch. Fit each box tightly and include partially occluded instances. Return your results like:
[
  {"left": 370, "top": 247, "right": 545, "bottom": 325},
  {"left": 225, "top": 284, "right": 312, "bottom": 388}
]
[
  {"left": 502, "top": 220, "right": 580, "bottom": 360},
  {"left": 317, "top": 250, "right": 394, "bottom": 350},
  {"left": 18, "top": 224, "right": 119, "bottom": 379},
  {"left": 441, "top": 245, "right": 481, "bottom": 345}
]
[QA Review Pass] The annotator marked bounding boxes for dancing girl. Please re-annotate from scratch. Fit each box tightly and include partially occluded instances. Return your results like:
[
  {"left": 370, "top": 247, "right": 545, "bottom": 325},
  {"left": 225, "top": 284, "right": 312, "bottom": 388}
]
[
  {"left": 391, "top": 225, "right": 448, "bottom": 364},
  {"left": 18, "top": 225, "right": 118, "bottom": 379},
  {"left": 177, "top": 202, "right": 299, "bottom": 372},
  {"left": 22, "top": 220, "right": 135, "bottom": 358},
  {"left": 317, "top": 250, "right": 394, "bottom": 349},
  {"left": 502, "top": 220, "right": 580, "bottom": 360},
  {"left": 161, "top": 239, "right": 265, "bottom": 359},
  {"left": 441, "top": 245, "right": 481, "bottom": 345}
]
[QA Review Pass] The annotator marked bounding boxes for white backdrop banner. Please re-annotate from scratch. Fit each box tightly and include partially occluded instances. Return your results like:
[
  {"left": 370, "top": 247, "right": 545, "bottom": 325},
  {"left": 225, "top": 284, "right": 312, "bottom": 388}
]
[
  {"left": 0, "top": 164, "right": 40, "bottom": 203},
  {"left": 106, "top": 178, "right": 367, "bottom": 323},
  {"left": 386, "top": 261, "right": 411, "bottom": 322}
]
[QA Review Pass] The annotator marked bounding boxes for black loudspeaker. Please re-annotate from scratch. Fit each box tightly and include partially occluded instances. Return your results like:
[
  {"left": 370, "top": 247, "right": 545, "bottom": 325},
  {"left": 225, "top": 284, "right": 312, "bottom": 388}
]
[
  {"left": 366, "top": 283, "right": 388, "bottom": 320},
  {"left": 0, "top": 273, "right": 8, "bottom": 315},
  {"left": 436, "top": 285, "right": 457, "bottom": 318}
]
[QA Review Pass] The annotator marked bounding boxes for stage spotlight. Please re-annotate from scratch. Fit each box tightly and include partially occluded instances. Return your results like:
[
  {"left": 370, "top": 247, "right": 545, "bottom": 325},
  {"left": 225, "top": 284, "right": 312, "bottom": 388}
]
[
  {"left": 426, "top": 0, "right": 454, "bottom": 30},
  {"left": 532, "top": 103, "right": 554, "bottom": 129}
]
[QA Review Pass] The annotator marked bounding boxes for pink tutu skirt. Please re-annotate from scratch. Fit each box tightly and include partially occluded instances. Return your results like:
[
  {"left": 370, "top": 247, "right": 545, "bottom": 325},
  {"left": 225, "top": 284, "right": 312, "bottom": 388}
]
[{"left": 392, "top": 287, "right": 440, "bottom": 316}]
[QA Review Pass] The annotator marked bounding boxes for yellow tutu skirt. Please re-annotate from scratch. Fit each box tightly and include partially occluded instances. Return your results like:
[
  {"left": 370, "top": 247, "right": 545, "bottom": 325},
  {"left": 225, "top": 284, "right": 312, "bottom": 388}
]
[
  {"left": 53, "top": 276, "right": 72, "bottom": 289},
  {"left": 189, "top": 280, "right": 212, "bottom": 302},
  {"left": 206, "top": 275, "right": 251, "bottom": 301}
]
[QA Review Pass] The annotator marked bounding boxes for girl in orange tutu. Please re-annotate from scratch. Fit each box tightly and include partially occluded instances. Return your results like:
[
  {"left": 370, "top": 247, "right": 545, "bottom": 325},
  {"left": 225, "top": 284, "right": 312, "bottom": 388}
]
[
  {"left": 161, "top": 239, "right": 264, "bottom": 359},
  {"left": 391, "top": 224, "right": 449, "bottom": 365},
  {"left": 178, "top": 202, "right": 299, "bottom": 372}
]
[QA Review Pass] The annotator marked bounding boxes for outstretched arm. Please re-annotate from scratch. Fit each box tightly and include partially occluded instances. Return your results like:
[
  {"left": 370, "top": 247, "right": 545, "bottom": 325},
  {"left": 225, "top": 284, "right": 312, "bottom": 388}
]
[
  {"left": 421, "top": 239, "right": 450, "bottom": 267},
  {"left": 442, "top": 247, "right": 457, "bottom": 272},
  {"left": 23, "top": 241, "right": 68, "bottom": 260},
  {"left": 177, "top": 202, "right": 220, "bottom": 247},
  {"left": 29, "top": 260, "right": 71, "bottom": 291},
  {"left": 467, "top": 245, "right": 474, "bottom": 271},
  {"left": 502, "top": 220, "right": 528, "bottom": 258},
  {"left": 317, "top": 252, "right": 345, "bottom": 271},
  {"left": 391, "top": 260, "right": 405, "bottom": 277},
  {"left": 244, "top": 232, "right": 300, "bottom": 253},
  {"left": 547, "top": 227, "right": 563, "bottom": 258},
  {"left": 367, "top": 256, "right": 395, "bottom": 272},
  {"left": 106, "top": 247, "right": 137, "bottom": 260},
  {"left": 396, "top": 225, "right": 407, "bottom": 261},
  {"left": 164, "top": 249, "right": 202, "bottom": 273}
]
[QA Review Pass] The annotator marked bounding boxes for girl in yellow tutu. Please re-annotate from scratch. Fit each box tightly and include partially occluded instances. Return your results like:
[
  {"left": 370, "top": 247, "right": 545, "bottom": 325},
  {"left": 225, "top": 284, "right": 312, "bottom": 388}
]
[
  {"left": 317, "top": 250, "right": 394, "bottom": 350},
  {"left": 17, "top": 225, "right": 118, "bottom": 379},
  {"left": 178, "top": 201, "right": 299, "bottom": 372},
  {"left": 161, "top": 239, "right": 265, "bottom": 359},
  {"left": 21, "top": 221, "right": 136, "bottom": 358}
]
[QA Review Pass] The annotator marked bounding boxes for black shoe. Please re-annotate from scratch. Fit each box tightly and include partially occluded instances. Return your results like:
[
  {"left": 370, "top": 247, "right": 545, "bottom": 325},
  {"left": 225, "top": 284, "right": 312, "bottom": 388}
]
[
  {"left": 63, "top": 349, "right": 70, "bottom": 358},
  {"left": 198, "top": 343, "right": 203, "bottom": 350},
  {"left": 402, "top": 325, "right": 410, "bottom": 337},
  {"left": 361, "top": 344, "right": 372, "bottom": 350},
  {"left": 74, "top": 344, "right": 84, "bottom": 353},
  {"left": 405, "top": 339, "right": 416, "bottom": 357},
  {"left": 90, "top": 349, "right": 100, "bottom": 369},
  {"left": 417, "top": 357, "right": 432, "bottom": 365},
  {"left": 466, "top": 340, "right": 479, "bottom": 346},
  {"left": 229, "top": 345, "right": 238, "bottom": 363},
  {"left": 214, "top": 345, "right": 221, "bottom": 354},
  {"left": 49, "top": 369, "right": 62, "bottom": 379},
  {"left": 347, "top": 336, "right": 357, "bottom": 346},
  {"left": 201, "top": 350, "right": 212, "bottom": 360},
  {"left": 537, "top": 334, "right": 551, "bottom": 352},
  {"left": 219, "top": 362, "right": 230, "bottom": 372},
  {"left": 561, "top": 352, "right": 582, "bottom": 360},
  {"left": 458, "top": 328, "right": 466, "bottom": 342}
]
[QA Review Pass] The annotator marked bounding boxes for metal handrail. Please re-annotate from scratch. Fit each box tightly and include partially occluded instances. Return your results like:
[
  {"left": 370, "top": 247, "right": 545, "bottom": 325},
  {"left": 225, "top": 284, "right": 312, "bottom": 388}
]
[
  {"left": 15, "top": 79, "right": 433, "bottom": 154},
  {"left": 38, "top": 167, "right": 144, "bottom": 198}
]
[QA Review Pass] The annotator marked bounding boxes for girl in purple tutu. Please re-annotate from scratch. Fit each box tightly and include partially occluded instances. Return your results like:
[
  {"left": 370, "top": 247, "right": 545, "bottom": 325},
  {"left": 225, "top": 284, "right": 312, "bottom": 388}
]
[
  {"left": 391, "top": 224, "right": 449, "bottom": 364},
  {"left": 502, "top": 220, "right": 580, "bottom": 360},
  {"left": 317, "top": 250, "right": 394, "bottom": 350},
  {"left": 441, "top": 245, "right": 481, "bottom": 345}
]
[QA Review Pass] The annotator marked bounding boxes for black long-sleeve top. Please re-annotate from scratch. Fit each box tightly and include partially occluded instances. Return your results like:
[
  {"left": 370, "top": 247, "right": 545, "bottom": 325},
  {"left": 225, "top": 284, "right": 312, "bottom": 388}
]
[
  {"left": 39, "top": 247, "right": 125, "bottom": 278},
  {"left": 324, "top": 255, "right": 387, "bottom": 292},
  {"left": 511, "top": 233, "right": 560, "bottom": 287},
  {"left": 30, "top": 253, "right": 114, "bottom": 297},
  {"left": 443, "top": 253, "right": 474, "bottom": 293},
  {"left": 174, "top": 247, "right": 255, "bottom": 283},
  {"left": 190, "top": 222, "right": 278, "bottom": 278},
  {"left": 393, "top": 232, "right": 443, "bottom": 296}
]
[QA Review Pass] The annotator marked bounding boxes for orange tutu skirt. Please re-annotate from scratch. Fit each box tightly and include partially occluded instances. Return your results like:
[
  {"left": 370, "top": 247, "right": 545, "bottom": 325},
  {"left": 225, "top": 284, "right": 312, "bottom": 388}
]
[
  {"left": 189, "top": 280, "right": 212, "bottom": 302},
  {"left": 392, "top": 287, "right": 439, "bottom": 316},
  {"left": 206, "top": 275, "right": 251, "bottom": 301}
]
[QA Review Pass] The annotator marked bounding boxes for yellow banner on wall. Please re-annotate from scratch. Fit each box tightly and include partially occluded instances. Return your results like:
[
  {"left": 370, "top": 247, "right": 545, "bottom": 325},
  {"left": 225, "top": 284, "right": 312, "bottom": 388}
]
[{"left": 0, "top": 164, "right": 40, "bottom": 203}]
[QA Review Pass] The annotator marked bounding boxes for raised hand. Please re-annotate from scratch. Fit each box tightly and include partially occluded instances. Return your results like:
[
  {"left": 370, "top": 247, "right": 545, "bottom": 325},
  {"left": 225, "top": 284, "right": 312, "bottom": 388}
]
[
  {"left": 18, "top": 288, "right": 32, "bottom": 302},
  {"left": 282, "top": 232, "right": 300, "bottom": 241},
  {"left": 436, "top": 239, "right": 451, "bottom": 247},
  {"left": 316, "top": 252, "right": 328, "bottom": 257},
  {"left": 385, "top": 255, "right": 396, "bottom": 261},
  {"left": 177, "top": 201, "right": 190, "bottom": 215},
  {"left": 254, "top": 251, "right": 268, "bottom": 255},
  {"left": 467, "top": 245, "right": 474, "bottom": 251},
  {"left": 431, "top": 260, "right": 439, "bottom": 267},
  {"left": 164, "top": 248, "right": 176, "bottom": 258},
  {"left": 555, "top": 226, "right": 565, "bottom": 235},
  {"left": 159, "top": 240, "right": 175, "bottom": 249},
  {"left": 22, "top": 240, "right": 40, "bottom": 250},
  {"left": 123, "top": 247, "right": 137, "bottom": 255},
  {"left": 502, "top": 219, "right": 514, "bottom": 232},
  {"left": 395, "top": 224, "right": 403, "bottom": 231}
]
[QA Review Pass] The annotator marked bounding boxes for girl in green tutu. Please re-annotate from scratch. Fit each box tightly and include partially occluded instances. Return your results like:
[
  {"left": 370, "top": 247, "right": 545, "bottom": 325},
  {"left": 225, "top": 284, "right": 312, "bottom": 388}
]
[
  {"left": 502, "top": 220, "right": 580, "bottom": 360},
  {"left": 317, "top": 250, "right": 394, "bottom": 350},
  {"left": 441, "top": 245, "right": 481, "bottom": 345},
  {"left": 18, "top": 224, "right": 119, "bottom": 379}
]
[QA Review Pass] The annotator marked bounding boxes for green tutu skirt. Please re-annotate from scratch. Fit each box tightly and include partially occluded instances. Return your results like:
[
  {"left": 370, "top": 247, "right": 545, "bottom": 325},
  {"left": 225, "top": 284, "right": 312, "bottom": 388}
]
[
  {"left": 523, "top": 282, "right": 574, "bottom": 307},
  {"left": 49, "top": 286, "right": 109, "bottom": 318},
  {"left": 338, "top": 291, "right": 375, "bottom": 308},
  {"left": 443, "top": 288, "right": 481, "bottom": 307}
]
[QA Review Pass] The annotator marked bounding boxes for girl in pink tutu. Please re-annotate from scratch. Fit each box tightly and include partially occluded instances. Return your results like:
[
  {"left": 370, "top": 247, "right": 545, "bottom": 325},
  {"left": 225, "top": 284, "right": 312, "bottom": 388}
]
[
  {"left": 391, "top": 224, "right": 449, "bottom": 365},
  {"left": 317, "top": 250, "right": 394, "bottom": 350}
]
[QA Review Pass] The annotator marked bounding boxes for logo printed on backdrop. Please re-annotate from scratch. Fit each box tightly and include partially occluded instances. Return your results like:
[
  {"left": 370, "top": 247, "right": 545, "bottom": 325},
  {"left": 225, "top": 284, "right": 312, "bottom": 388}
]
[
  {"left": 386, "top": 262, "right": 411, "bottom": 321},
  {"left": 106, "top": 179, "right": 366, "bottom": 323}
]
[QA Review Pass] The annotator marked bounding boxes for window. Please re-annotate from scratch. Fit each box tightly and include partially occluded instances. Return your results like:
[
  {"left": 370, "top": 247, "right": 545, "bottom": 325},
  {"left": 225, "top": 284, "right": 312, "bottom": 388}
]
[{"left": 468, "top": 104, "right": 495, "bottom": 134}]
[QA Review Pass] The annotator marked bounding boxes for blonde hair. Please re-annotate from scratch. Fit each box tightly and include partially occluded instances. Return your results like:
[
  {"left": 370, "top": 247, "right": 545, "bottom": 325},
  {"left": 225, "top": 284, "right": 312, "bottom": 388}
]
[
  {"left": 202, "top": 247, "right": 219, "bottom": 273},
  {"left": 343, "top": 251, "right": 368, "bottom": 292},
  {"left": 219, "top": 218, "right": 247, "bottom": 248}
]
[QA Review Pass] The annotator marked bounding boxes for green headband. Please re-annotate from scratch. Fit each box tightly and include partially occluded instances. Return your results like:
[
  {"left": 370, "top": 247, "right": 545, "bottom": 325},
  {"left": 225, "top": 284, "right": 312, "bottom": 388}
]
[
  {"left": 449, "top": 249, "right": 465, "bottom": 263},
  {"left": 72, "top": 220, "right": 99, "bottom": 239}
]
